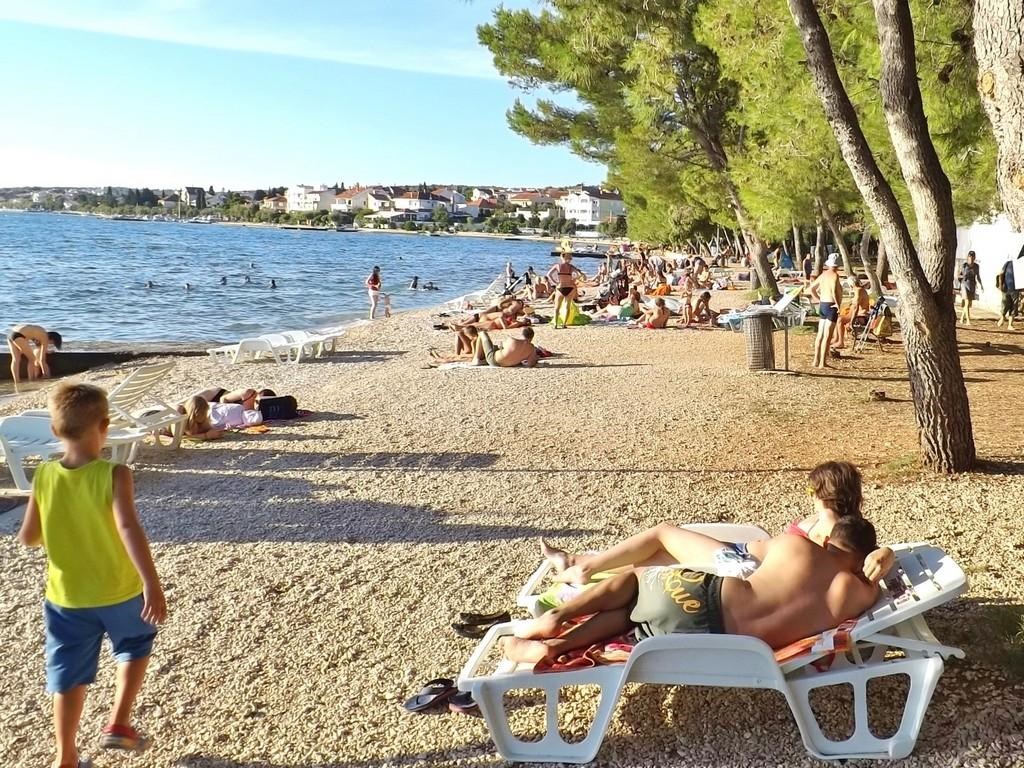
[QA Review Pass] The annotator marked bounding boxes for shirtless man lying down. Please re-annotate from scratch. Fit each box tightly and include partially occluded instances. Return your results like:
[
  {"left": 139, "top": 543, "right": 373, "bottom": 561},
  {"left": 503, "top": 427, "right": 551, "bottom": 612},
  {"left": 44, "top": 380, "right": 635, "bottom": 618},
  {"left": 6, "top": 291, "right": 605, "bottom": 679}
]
[{"left": 504, "top": 517, "right": 879, "bottom": 663}]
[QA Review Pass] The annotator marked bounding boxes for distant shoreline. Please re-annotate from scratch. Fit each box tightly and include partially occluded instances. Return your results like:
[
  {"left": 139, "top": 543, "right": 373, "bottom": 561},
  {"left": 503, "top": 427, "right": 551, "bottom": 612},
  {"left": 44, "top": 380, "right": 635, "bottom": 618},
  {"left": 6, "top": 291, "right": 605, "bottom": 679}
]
[{"left": 0, "top": 207, "right": 624, "bottom": 247}]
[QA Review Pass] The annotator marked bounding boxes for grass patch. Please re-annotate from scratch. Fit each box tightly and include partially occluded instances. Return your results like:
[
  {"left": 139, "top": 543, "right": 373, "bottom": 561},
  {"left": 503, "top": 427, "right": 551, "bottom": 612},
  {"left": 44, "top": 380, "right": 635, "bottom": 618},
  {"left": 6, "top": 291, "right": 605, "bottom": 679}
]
[
  {"left": 880, "top": 452, "right": 920, "bottom": 478},
  {"left": 970, "top": 605, "right": 1024, "bottom": 681}
]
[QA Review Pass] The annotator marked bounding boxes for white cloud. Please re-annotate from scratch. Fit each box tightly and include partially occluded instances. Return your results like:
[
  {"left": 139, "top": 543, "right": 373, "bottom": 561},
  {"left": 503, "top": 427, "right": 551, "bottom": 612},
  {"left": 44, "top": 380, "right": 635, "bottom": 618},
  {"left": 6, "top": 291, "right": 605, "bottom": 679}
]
[{"left": 0, "top": 0, "right": 502, "bottom": 80}]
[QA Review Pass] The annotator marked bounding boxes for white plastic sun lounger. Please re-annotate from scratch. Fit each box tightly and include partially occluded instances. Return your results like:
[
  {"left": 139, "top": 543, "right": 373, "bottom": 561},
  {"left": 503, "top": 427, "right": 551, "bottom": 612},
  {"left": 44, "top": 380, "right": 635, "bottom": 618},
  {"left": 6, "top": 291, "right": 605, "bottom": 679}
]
[
  {"left": 18, "top": 362, "right": 186, "bottom": 466},
  {"left": 279, "top": 330, "right": 344, "bottom": 362},
  {"left": 459, "top": 529, "right": 966, "bottom": 764},
  {"left": 0, "top": 416, "right": 64, "bottom": 490},
  {"left": 207, "top": 335, "right": 296, "bottom": 365}
]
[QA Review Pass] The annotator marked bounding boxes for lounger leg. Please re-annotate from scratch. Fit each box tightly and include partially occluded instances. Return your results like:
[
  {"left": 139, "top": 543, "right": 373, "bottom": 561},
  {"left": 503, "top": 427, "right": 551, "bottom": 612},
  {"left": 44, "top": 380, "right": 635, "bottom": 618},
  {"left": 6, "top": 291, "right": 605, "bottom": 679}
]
[
  {"left": 473, "top": 669, "right": 624, "bottom": 764},
  {"left": 785, "top": 655, "right": 945, "bottom": 760},
  {"left": 6, "top": 455, "right": 32, "bottom": 491}
]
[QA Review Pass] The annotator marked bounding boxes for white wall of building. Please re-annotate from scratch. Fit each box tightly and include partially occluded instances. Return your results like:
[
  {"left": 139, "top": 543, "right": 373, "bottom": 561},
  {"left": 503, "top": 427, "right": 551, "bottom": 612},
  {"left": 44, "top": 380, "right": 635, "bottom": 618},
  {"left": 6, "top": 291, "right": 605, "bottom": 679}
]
[
  {"left": 287, "top": 185, "right": 334, "bottom": 212},
  {"left": 393, "top": 197, "right": 439, "bottom": 212},
  {"left": 557, "top": 192, "right": 626, "bottom": 227},
  {"left": 956, "top": 215, "right": 1024, "bottom": 313}
]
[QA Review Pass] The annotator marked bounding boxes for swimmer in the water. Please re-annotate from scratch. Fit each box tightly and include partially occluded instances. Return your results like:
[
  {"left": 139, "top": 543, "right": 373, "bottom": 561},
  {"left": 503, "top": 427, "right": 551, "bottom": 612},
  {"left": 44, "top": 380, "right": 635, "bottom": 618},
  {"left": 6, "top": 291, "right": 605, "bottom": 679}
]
[
  {"left": 145, "top": 281, "right": 155, "bottom": 289},
  {"left": 424, "top": 281, "right": 438, "bottom": 291},
  {"left": 220, "top": 276, "right": 227, "bottom": 285},
  {"left": 249, "top": 261, "right": 256, "bottom": 269},
  {"left": 270, "top": 279, "right": 277, "bottom": 289},
  {"left": 244, "top": 276, "right": 252, "bottom": 285},
  {"left": 410, "top": 276, "right": 420, "bottom": 289},
  {"left": 185, "top": 282, "right": 192, "bottom": 291}
]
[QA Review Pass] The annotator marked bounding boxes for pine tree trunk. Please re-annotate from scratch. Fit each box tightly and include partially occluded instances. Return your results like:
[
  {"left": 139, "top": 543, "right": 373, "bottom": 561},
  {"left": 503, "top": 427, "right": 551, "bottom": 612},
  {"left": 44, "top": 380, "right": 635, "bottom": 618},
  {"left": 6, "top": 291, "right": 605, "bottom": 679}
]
[
  {"left": 788, "top": 0, "right": 976, "bottom": 472},
  {"left": 859, "top": 231, "right": 884, "bottom": 297},
  {"left": 877, "top": 239, "right": 889, "bottom": 284},
  {"left": 793, "top": 223, "right": 803, "bottom": 264},
  {"left": 813, "top": 217, "right": 826, "bottom": 275},
  {"left": 973, "top": 0, "right": 1024, "bottom": 230}
]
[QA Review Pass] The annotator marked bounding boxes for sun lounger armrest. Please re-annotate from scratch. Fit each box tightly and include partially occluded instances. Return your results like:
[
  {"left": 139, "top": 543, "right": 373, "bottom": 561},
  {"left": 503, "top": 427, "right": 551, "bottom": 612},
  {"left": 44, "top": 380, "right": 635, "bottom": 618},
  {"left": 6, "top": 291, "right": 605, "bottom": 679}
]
[
  {"left": 517, "top": 560, "right": 554, "bottom": 612},
  {"left": 457, "top": 621, "right": 520, "bottom": 692}
]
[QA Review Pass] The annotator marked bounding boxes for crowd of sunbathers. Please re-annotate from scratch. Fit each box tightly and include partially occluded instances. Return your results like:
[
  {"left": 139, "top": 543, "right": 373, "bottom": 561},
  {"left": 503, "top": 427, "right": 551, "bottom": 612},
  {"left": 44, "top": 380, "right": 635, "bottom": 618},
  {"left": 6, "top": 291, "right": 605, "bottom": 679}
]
[
  {"left": 502, "top": 460, "right": 893, "bottom": 663},
  {"left": 426, "top": 246, "right": 737, "bottom": 368}
]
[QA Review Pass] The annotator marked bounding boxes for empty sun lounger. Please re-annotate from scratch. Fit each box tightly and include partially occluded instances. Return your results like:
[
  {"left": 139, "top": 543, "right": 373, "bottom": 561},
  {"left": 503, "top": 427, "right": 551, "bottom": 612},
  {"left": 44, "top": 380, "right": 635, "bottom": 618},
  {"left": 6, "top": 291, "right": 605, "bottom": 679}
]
[
  {"left": 459, "top": 529, "right": 966, "bottom": 764},
  {"left": 280, "top": 330, "right": 346, "bottom": 362},
  {"left": 20, "top": 361, "right": 186, "bottom": 465},
  {"left": 0, "top": 416, "right": 63, "bottom": 491},
  {"left": 207, "top": 335, "right": 297, "bottom": 365}
]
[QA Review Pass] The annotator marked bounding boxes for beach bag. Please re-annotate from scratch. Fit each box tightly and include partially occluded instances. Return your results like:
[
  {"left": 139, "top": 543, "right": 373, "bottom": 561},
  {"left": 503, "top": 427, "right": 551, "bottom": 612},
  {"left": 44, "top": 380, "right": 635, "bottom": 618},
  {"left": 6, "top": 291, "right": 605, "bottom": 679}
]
[
  {"left": 258, "top": 395, "right": 298, "bottom": 420},
  {"left": 873, "top": 307, "right": 893, "bottom": 339}
]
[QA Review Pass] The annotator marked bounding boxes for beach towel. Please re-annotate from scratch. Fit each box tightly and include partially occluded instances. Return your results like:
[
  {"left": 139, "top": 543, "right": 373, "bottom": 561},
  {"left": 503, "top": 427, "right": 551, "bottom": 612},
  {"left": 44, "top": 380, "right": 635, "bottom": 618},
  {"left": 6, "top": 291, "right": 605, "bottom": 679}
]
[
  {"left": 564, "top": 302, "right": 592, "bottom": 326},
  {"left": 530, "top": 618, "right": 858, "bottom": 675}
]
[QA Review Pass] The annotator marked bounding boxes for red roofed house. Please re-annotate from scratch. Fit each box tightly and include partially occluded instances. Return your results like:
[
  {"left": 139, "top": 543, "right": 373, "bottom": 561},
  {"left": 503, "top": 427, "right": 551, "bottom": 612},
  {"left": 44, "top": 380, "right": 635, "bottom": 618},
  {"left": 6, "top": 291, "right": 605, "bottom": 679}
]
[{"left": 459, "top": 198, "right": 498, "bottom": 218}]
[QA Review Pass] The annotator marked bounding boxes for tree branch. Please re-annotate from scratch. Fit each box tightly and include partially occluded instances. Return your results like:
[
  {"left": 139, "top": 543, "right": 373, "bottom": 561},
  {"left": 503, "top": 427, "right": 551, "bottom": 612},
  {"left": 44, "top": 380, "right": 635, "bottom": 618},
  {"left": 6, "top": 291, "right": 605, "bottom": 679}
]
[{"left": 786, "top": 0, "right": 932, "bottom": 307}]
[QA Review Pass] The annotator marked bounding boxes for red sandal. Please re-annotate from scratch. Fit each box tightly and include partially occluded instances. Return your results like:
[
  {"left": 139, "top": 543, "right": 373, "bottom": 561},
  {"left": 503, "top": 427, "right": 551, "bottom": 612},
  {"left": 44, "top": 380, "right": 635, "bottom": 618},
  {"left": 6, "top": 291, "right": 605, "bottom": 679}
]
[{"left": 101, "top": 724, "right": 152, "bottom": 752}]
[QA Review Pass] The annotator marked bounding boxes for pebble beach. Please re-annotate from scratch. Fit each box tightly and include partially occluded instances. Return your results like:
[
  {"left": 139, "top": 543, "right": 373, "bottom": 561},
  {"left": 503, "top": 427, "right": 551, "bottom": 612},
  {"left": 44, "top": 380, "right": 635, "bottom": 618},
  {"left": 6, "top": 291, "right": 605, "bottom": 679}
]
[{"left": 2, "top": 304, "right": 1024, "bottom": 767}]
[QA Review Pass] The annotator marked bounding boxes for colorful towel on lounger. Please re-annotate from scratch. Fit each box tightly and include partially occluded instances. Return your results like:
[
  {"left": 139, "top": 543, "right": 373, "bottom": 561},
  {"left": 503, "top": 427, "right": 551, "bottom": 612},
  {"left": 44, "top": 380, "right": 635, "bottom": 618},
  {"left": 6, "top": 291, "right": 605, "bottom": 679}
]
[{"left": 530, "top": 617, "right": 859, "bottom": 674}]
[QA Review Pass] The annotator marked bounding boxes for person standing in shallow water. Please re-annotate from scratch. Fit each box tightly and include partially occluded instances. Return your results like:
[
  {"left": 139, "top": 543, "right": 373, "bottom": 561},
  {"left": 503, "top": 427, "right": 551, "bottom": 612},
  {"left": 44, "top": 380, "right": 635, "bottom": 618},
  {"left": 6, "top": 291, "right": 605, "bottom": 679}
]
[{"left": 366, "top": 265, "right": 382, "bottom": 319}]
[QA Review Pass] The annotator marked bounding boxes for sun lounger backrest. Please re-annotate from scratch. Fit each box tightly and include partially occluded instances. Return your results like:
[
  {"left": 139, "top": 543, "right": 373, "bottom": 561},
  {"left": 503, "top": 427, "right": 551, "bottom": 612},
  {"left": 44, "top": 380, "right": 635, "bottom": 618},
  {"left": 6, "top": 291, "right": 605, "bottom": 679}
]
[
  {"left": 107, "top": 362, "right": 176, "bottom": 414},
  {"left": 850, "top": 543, "right": 966, "bottom": 642}
]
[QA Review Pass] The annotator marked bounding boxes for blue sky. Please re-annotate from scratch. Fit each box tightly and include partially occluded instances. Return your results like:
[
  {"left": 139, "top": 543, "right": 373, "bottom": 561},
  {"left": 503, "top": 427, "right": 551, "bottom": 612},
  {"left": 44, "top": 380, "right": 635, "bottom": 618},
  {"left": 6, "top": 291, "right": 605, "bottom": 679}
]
[{"left": 0, "top": 0, "right": 602, "bottom": 189}]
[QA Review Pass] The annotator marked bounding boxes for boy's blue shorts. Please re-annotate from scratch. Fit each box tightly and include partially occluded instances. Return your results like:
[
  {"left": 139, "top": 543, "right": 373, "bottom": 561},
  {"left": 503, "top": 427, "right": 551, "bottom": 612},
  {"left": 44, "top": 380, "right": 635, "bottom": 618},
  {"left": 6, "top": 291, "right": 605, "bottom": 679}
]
[{"left": 44, "top": 595, "right": 157, "bottom": 693}]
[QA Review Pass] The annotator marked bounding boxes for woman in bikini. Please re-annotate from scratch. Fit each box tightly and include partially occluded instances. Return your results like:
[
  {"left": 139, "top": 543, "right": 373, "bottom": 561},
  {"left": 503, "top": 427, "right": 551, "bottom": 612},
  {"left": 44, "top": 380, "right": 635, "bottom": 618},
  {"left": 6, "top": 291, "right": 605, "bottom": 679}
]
[
  {"left": 546, "top": 253, "right": 587, "bottom": 330},
  {"left": 7, "top": 324, "right": 62, "bottom": 387},
  {"left": 540, "top": 461, "right": 895, "bottom": 585}
]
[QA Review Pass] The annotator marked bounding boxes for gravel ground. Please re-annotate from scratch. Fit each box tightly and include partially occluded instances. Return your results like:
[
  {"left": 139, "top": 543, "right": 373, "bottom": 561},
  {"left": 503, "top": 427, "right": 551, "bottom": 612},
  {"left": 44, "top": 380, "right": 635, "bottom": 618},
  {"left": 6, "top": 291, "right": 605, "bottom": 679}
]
[{"left": 2, "top": 304, "right": 1024, "bottom": 768}]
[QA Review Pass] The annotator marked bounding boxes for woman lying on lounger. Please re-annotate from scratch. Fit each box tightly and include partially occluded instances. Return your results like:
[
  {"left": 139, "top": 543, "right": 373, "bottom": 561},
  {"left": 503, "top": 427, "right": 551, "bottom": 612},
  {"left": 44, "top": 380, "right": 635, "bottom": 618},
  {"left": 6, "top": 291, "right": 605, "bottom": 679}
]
[{"left": 541, "top": 461, "right": 895, "bottom": 585}]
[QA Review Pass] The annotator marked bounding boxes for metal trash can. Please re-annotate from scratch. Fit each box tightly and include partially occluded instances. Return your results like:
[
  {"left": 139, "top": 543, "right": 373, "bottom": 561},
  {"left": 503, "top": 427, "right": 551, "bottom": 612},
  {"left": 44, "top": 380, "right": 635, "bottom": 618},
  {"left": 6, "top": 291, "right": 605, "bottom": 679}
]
[{"left": 744, "top": 313, "right": 776, "bottom": 371}]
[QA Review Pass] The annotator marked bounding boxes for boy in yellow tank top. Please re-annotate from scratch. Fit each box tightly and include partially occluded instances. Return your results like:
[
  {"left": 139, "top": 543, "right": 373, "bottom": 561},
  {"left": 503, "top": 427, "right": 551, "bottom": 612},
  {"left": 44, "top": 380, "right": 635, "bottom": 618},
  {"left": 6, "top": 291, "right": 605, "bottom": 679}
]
[{"left": 18, "top": 383, "right": 166, "bottom": 768}]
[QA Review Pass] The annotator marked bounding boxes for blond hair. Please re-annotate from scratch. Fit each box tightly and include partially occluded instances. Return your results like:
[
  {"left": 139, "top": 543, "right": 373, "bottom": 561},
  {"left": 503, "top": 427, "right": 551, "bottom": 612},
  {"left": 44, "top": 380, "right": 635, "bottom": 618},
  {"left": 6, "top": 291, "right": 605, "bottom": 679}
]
[
  {"left": 48, "top": 383, "right": 109, "bottom": 439},
  {"left": 183, "top": 396, "right": 211, "bottom": 435}
]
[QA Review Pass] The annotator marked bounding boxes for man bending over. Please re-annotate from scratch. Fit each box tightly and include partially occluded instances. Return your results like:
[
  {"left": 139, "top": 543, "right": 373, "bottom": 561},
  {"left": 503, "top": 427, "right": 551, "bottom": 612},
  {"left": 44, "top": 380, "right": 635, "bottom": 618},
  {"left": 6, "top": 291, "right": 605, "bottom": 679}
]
[{"left": 504, "top": 517, "right": 879, "bottom": 663}]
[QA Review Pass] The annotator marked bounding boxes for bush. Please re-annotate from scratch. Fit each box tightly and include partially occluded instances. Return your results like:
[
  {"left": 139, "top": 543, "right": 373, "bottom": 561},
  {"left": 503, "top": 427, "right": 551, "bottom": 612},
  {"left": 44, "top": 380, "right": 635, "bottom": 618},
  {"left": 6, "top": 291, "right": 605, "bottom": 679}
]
[{"left": 401, "top": 221, "right": 419, "bottom": 231}]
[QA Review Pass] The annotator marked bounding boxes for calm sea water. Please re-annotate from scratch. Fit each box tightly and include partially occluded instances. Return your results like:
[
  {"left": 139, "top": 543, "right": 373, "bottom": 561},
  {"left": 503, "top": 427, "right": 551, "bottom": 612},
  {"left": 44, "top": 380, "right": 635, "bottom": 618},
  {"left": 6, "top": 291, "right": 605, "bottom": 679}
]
[{"left": 0, "top": 211, "right": 553, "bottom": 342}]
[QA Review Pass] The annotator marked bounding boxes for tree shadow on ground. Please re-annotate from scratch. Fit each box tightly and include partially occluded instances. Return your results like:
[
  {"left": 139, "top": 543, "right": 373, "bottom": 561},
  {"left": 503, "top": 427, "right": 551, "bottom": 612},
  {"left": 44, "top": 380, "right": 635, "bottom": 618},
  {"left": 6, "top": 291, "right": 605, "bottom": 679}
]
[
  {"left": 542, "top": 362, "right": 652, "bottom": 369},
  {"left": 138, "top": 458, "right": 593, "bottom": 545},
  {"left": 973, "top": 456, "right": 1024, "bottom": 476},
  {"left": 801, "top": 371, "right": 994, "bottom": 384},
  {"left": 957, "top": 340, "right": 1024, "bottom": 356},
  {"left": 300, "top": 412, "right": 365, "bottom": 423},
  {"left": 323, "top": 350, "right": 409, "bottom": 364},
  {"left": 328, "top": 451, "right": 500, "bottom": 470}
]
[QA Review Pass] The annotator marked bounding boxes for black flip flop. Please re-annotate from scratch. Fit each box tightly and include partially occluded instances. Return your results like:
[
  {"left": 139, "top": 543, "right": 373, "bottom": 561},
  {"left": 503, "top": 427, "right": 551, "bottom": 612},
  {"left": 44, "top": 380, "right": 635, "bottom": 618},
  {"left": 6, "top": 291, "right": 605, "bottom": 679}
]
[
  {"left": 449, "top": 691, "right": 480, "bottom": 716},
  {"left": 452, "top": 622, "right": 488, "bottom": 639},
  {"left": 402, "top": 678, "right": 456, "bottom": 713},
  {"left": 458, "top": 609, "right": 511, "bottom": 625}
]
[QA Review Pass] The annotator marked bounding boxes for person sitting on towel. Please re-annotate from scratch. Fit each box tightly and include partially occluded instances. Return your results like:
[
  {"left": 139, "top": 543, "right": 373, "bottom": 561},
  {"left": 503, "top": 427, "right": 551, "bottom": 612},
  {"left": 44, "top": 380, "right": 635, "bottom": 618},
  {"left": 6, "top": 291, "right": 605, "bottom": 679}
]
[{"left": 503, "top": 516, "right": 880, "bottom": 663}]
